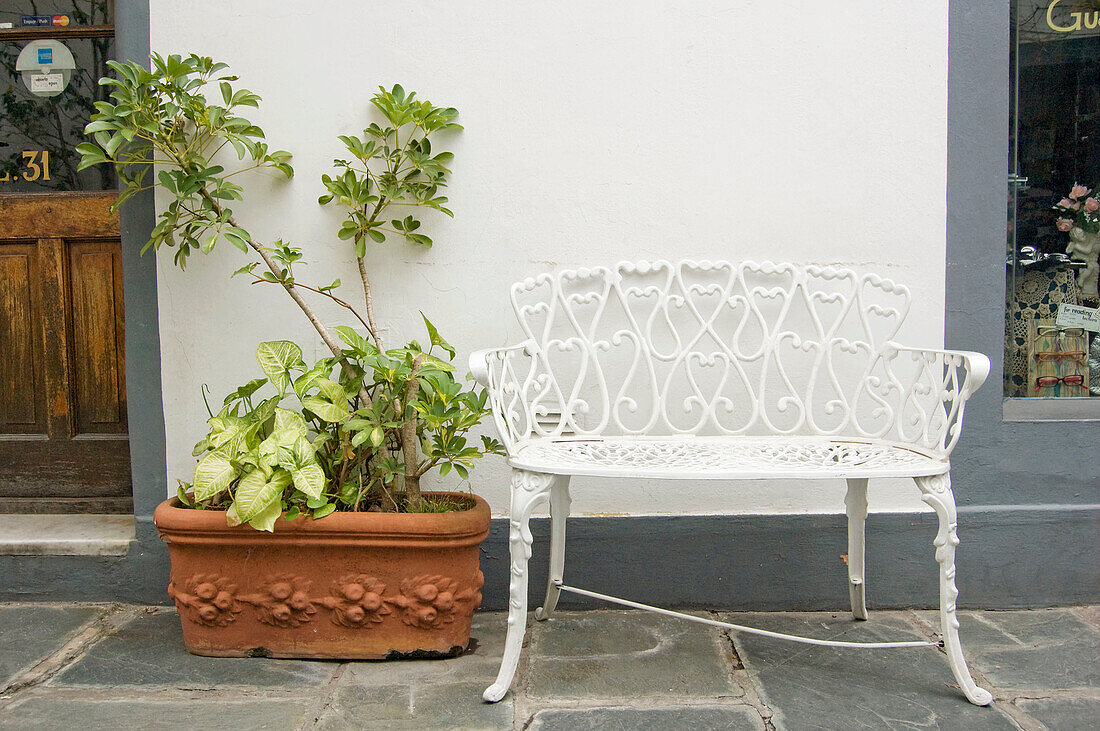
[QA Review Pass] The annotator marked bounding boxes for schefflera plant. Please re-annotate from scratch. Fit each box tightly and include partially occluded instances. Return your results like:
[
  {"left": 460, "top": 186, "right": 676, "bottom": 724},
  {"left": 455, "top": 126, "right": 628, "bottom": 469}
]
[{"left": 79, "top": 54, "right": 502, "bottom": 530}]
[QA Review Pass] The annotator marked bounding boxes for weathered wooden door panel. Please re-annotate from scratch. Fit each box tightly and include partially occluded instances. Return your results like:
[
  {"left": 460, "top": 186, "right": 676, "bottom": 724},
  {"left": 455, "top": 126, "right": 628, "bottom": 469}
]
[
  {"left": 0, "top": 193, "right": 132, "bottom": 513},
  {"left": 0, "top": 243, "right": 45, "bottom": 433},
  {"left": 70, "top": 241, "right": 127, "bottom": 434}
]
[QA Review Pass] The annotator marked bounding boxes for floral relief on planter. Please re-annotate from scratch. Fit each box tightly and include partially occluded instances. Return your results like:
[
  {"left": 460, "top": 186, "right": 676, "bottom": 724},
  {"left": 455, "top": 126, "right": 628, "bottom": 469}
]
[
  {"left": 391, "top": 573, "right": 484, "bottom": 630},
  {"left": 237, "top": 575, "right": 318, "bottom": 628},
  {"left": 168, "top": 575, "right": 242, "bottom": 627},
  {"left": 320, "top": 574, "right": 391, "bottom": 628},
  {"left": 155, "top": 492, "right": 491, "bottom": 659}
]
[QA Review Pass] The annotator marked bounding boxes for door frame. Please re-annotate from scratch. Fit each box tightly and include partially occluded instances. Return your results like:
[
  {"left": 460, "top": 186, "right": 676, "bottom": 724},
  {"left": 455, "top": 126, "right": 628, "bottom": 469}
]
[{"left": 0, "top": 0, "right": 170, "bottom": 602}]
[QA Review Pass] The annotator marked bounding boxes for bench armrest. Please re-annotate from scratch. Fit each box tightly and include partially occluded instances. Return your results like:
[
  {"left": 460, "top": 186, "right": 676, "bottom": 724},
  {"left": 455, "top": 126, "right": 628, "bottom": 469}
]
[
  {"left": 886, "top": 344, "right": 991, "bottom": 395},
  {"left": 883, "top": 343, "right": 991, "bottom": 456},
  {"left": 469, "top": 340, "right": 538, "bottom": 388},
  {"left": 469, "top": 340, "right": 547, "bottom": 452}
]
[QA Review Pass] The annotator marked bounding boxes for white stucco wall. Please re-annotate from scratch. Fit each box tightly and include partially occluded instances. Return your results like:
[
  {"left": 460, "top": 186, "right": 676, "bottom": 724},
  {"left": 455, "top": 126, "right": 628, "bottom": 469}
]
[{"left": 149, "top": 0, "right": 948, "bottom": 516}]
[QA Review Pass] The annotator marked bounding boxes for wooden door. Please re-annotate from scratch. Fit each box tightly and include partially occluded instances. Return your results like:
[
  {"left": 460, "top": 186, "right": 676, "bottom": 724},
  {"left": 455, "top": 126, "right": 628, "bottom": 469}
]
[{"left": 0, "top": 192, "right": 132, "bottom": 513}]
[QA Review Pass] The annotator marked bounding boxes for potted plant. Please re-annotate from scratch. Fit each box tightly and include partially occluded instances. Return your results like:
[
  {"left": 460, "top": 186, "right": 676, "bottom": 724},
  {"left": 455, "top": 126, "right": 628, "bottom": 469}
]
[{"left": 79, "top": 54, "right": 503, "bottom": 658}]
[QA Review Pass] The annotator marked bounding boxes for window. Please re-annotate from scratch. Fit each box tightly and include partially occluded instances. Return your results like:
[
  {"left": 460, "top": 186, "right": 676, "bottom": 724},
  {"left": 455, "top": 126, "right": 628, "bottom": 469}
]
[
  {"left": 1006, "top": 1, "right": 1100, "bottom": 406},
  {"left": 0, "top": 1, "right": 116, "bottom": 192}
]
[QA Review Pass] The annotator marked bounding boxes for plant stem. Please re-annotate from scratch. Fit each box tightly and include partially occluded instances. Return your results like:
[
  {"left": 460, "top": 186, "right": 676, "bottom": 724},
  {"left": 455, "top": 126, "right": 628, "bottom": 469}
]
[
  {"left": 400, "top": 353, "right": 423, "bottom": 504},
  {"left": 358, "top": 196, "right": 389, "bottom": 350},
  {"left": 196, "top": 187, "right": 372, "bottom": 405},
  {"left": 357, "top": 257, "right": 384, "bottom": 351}
]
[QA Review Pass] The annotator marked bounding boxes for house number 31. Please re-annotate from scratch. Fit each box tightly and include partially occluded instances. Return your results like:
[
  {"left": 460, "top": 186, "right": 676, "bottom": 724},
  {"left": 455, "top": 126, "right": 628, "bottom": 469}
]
[{"left": 0, "top": 151, "right": 52, "bottom": 182}]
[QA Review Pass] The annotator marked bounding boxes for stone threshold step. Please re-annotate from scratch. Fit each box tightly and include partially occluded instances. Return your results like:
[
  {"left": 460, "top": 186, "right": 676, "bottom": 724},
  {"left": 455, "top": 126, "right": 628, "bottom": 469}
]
[{"left": 0, "top": 514, "right": 135, "bottom": 556}]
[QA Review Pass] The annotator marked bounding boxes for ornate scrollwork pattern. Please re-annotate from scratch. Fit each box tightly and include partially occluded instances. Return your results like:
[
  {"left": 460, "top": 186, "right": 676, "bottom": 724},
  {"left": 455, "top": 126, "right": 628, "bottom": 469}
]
[{"left": 478, "top": 261, "right": 986, "bottom": 459}]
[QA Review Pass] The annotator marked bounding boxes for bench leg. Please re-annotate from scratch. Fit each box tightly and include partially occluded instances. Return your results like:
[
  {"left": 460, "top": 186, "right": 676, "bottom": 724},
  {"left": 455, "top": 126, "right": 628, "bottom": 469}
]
[
  {"left": 844, "top": 477, "right": 869, "bottom": 620},
  {"left": 536, "top": 476, "right": 571, "bottom": 621},
  {"left": 483, "top": 468, "right": 554, "bottom": 703},
  {"left": 914, "top": 472, "right": 994, "bottom": 706}
]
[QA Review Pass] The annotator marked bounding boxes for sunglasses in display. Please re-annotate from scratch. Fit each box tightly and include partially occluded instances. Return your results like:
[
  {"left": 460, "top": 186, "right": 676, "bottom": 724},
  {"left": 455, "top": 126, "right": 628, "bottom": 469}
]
[
  {"left": 1036, "top": 326, "right": 1085, "bottom": 338},
  {"left": 1033, "top": 350, "right": 1086, "bottom": 364},
  {"left": 1034, "top": 374, "right": 1086, "bottom": 392}
]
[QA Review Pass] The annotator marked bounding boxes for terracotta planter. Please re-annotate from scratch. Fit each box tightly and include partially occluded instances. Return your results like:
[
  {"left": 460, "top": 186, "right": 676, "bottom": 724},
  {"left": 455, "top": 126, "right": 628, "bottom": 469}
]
[{"left": 153, "top": 492, "right": 489, "bottom": 659}]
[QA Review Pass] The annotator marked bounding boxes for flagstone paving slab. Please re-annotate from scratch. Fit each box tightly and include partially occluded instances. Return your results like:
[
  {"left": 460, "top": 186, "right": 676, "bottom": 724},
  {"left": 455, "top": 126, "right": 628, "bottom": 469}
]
[
  {"left": 1015, "top": 697, "right": 1100, "bottom": 730},
  {"left": 721, "top": 611, "right": 1021, "bottom": 731},
  {"left": 916, "top": 608, "right": 1100, "bottom": 690},
  {"left": 341, "top": 612, "right": 506, "bottom": 686},
  {"left": 3, "top": 604, "right": 1098, "bottom": 729},
  {"left": 0, "top": 605, "right": 101, "bottom": 688},
  {"left": 526, "top": 705, "right": 766, "bottom": 730},
  {"left": 526, "top": 610, "right": 742, "bottom": 701},
  {"left": 315, "top": 681, "right": 513, "bottom": 730},
  {"left": 53, "top": 608, "right": 336, "bottom": 689},
  {"left": 0, "top": 696, "right": 314, "bottom": 730}
]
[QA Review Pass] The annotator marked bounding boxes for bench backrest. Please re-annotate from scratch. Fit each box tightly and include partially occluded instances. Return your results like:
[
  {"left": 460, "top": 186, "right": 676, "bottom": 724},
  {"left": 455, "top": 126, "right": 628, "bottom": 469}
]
[{"left": 495, "top": 260, "right": 959, "bottom": 454}]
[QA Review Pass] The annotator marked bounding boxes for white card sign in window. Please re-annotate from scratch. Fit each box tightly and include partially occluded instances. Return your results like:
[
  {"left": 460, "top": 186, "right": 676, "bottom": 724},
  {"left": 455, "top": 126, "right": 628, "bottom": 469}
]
[
  {"left": 1056, "top": 303, "right": 1100, "bottom": 332},
  {"left": 29, "top": 73, "right": 63, "bottom": 94}
]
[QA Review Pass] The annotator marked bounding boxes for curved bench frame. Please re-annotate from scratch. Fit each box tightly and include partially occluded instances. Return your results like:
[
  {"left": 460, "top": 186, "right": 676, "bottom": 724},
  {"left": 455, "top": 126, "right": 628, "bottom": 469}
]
[{"left": 471, "top": 261, "right": 993, "bottom": 706}]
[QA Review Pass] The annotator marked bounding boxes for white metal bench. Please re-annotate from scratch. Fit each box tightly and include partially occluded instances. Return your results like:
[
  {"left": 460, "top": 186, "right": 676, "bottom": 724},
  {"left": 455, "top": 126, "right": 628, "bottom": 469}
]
[{"left": 470, "top": 260, "right": 993, "bottom": 706}]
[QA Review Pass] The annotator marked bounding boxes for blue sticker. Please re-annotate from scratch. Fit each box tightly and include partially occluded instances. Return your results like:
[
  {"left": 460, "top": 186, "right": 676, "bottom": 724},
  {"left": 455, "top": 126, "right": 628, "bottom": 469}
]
[{"left": 38, "top": 47, "right": 53, "bottom": 65}]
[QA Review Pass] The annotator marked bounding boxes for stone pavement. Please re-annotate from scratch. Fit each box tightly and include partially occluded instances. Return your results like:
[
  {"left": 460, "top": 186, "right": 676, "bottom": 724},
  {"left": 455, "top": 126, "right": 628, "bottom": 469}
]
[{"left": 0, "top": 604, "right": 1096, "bottom": 730}]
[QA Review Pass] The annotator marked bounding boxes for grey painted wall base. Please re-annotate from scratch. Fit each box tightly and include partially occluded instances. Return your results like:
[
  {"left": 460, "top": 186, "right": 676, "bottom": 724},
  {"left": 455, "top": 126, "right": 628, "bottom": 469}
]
[
  {"left": 4, "top": 509, "right": 1096, "bottom": 609},
  {"left": 479, "top": 507, "right": 1100, "bottom": 612}
]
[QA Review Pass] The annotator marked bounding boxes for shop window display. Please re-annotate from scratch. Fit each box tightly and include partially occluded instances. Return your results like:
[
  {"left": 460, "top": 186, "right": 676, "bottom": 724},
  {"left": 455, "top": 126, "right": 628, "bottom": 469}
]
[{"left": 1007, "top": 1, "right": 1100, "bottom": 400}]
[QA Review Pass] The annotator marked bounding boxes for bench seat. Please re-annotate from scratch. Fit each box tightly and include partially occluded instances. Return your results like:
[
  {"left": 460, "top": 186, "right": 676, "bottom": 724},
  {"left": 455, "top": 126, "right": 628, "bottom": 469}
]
[{"left": 510, "top": 435, "right": 947, "bottom": 479}]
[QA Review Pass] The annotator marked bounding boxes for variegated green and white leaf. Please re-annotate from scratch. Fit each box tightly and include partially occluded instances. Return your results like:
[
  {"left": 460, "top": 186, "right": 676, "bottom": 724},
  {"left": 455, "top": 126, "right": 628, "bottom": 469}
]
[
  {"left": 301, "top": 377, "right": 351, "bottom": 423},
  {"left": 192, "top": 449, "right": 238, "bottom": 500},
  {"left": 292, "top": 361, "right": 333, "bottom": 399},
  {"left": 255, "top": 341, "right": 305, "bottom": 394},
  {"left": 226, "top": 500, "right": 243, "bottom": 527},
  {"left": 273, "top": 407, "right": 308, "bottom": 438},
  {"left": 247, "top": 495, "right": 283, "bottom": 532},
  {"left": 233, "top": 467, "right": 292, "bottom": 523},
  {"left": 290, "top": 463, "right": 325, "bottom": 500},
  {"left": 206, "top": 415, "right": 248, "bottom": 450}
]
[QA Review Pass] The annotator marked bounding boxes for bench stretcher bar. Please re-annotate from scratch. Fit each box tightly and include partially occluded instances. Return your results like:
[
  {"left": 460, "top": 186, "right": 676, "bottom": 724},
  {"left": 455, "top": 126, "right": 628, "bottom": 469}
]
[{"left": 555, "top": 582, "right": 938, "bottom": 650}]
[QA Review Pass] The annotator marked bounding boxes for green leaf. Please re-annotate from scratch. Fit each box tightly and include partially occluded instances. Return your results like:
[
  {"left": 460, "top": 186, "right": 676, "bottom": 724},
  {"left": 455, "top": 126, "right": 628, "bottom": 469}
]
[
  {"left": 176, "top": 482, "right": 195, "bottom": 507},
  {"left": 255, "top": 341, "right": 305, "bottom": 394},
  {"left": 333, "top": 326, "right": 377, "bottom": 357},
  {"left": 222, "top": 377, "right": 268, "bottom": 405},
  {"left": 233, "top": 467, "right": 292, "bottom": 523},
  {"left": 421, "top": 313, "right": 456, "bottom": 358},
  {"left": 192, "top": 449, "right": 239, "bottom": 500},
  {"left": 312, "top": 503, "right": 337, "bottom": 520}
]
